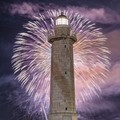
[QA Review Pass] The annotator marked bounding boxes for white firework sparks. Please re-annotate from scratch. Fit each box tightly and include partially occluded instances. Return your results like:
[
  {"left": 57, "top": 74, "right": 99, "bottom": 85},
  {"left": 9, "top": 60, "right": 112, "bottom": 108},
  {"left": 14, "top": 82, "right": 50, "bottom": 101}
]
[{"left": 12, "top": 9, "right": 110, "bottom": 116}]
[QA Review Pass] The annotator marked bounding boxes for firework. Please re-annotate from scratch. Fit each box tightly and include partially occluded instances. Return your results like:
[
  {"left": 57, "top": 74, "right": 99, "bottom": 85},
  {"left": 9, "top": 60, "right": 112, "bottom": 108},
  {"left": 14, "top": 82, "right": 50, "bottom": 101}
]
[{"left": 12, "top": 9, "right": 110, "bottom": 117}]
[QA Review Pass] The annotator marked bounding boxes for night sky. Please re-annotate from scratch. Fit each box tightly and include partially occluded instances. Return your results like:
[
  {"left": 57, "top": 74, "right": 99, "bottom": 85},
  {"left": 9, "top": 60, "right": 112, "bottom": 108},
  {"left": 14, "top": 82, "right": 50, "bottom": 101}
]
[{"left": 0, "top": 0, "right": 120, "bottom": 120}]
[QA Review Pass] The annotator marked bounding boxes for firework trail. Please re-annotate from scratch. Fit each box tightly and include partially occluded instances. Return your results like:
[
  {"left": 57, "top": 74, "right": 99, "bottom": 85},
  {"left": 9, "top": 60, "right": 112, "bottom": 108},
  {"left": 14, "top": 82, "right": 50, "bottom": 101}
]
[{"left": 12, "top": 9, "right": 110, "bottom": 117}]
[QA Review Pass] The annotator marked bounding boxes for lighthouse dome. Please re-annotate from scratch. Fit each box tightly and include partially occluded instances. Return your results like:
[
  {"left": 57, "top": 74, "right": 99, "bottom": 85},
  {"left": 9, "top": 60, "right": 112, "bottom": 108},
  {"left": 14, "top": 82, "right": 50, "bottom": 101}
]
[{"left": 56, "top": 13, "right": 69, "bottom": 25}]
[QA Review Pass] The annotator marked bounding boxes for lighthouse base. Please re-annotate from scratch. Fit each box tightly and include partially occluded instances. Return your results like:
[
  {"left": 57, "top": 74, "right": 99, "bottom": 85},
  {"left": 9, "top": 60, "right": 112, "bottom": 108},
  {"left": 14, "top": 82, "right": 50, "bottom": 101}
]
[{"left": 48, "top": 113, "right": 77, "bottom": 120}]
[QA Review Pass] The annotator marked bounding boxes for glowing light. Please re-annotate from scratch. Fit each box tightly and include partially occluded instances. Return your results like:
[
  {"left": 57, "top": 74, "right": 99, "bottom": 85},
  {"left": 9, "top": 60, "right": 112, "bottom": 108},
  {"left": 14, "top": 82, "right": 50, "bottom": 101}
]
[
  {"left": 56, "top": 14, "right": 69, "bottom": 25},
  {"left": 12, "top": 9, "right": 110, "bottom": 116}
]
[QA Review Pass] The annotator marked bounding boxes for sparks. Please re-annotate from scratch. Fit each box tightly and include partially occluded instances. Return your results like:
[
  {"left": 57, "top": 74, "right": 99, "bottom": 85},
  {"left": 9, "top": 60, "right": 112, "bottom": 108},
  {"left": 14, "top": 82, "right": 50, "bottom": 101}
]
[{"left": 12, "top": 9, "right": 110, "bottom": 117}]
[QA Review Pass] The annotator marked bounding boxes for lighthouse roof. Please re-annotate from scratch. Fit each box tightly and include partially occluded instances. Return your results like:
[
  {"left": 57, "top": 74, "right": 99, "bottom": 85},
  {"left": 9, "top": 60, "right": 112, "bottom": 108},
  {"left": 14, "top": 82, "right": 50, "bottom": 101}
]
[{"left": 56, "top": 12, "right": 69, "bottom": 25}]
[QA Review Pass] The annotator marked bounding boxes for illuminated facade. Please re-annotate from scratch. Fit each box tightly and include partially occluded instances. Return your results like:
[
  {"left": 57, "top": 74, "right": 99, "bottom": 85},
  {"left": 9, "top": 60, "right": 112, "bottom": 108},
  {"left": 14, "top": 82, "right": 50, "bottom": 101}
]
[{"left": 48, "top": 13, "right": 77, "bottom": 120}]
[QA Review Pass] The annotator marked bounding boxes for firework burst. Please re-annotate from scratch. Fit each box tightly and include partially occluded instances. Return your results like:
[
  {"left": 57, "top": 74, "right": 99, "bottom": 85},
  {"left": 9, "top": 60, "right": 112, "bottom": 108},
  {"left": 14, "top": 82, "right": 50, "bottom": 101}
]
[{"left": 12, "top": 9, "right": 110, "bottom": 117}]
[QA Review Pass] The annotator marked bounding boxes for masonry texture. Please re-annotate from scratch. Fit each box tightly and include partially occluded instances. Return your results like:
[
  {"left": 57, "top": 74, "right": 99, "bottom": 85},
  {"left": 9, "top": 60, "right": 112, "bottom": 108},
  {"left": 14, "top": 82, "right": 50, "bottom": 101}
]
[{"left": 48, "top": 25, "right": 77, "bottom": 120}]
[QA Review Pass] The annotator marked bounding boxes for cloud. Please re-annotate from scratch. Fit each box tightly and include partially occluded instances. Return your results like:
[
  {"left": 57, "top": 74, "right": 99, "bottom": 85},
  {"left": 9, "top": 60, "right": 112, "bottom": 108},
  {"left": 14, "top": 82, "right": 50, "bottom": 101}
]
[
  {"left": 0, "top": 75, "right": 15, "bottom": 86},
  {"left": 1, "top": 1, "right": 120, "bottom": 120},
  {"left": 7, "top": 2, "right": 40, "bottom": 19},
  {"left": 5, "top": 2, "right": 120, "bottom": 24},
  {"left": 78, "top": 61, "right": 120, "bottom": 119},
  {"left": 66, "top": 6, "right": 120, "bottom": 24},
  {"left": 0, "top": 63, "right": 120, "bottom": 120},
  {"left": 106, "top": 29, "right": 120, "bottom": 62},
  {"left": 102, "top": 62, "right": 120, "bottom": 96},
  {"left": 6, "top": 2, "right": 57, "bottom": 19}
]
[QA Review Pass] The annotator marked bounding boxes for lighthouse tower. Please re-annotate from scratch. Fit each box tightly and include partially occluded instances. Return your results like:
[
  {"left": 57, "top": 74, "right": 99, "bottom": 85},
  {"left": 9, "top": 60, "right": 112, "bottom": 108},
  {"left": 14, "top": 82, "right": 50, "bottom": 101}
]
[{"left": 48, "top": 13, "right": 77, "bottom": 120}]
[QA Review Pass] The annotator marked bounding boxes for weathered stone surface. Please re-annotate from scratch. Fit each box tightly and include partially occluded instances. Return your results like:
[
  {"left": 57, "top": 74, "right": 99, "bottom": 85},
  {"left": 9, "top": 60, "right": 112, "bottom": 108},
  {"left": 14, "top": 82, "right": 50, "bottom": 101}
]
[{"left": 48, "top": 25, "right": 77, "bottom": 120}]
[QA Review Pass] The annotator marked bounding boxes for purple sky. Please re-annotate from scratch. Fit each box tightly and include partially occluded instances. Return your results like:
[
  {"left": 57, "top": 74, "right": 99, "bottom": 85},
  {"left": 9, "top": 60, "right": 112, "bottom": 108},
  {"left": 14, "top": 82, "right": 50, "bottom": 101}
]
[{"left": 0, "top": 0, "right": 120, "bottom": 120}]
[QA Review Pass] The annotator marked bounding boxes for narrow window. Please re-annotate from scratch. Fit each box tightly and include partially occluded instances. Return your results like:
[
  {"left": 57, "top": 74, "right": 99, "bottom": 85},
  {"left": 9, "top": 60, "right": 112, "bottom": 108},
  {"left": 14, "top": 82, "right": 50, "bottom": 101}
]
[
  {"left": 65, "top": 71, "right": 67, "bottom": 74},
  {"left": 65, "top": 107, "right": 67, "bottom": 110},
  {"left": 64, "top": 45, "right": 66, "bottom": 48}
]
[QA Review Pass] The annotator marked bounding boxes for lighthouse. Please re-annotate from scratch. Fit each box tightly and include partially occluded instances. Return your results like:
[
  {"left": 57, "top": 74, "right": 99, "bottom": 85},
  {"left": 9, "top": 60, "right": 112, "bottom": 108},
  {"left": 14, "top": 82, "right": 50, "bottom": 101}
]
[{"left": 48, "top": 13, "right": 77, "bottom": 120}]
